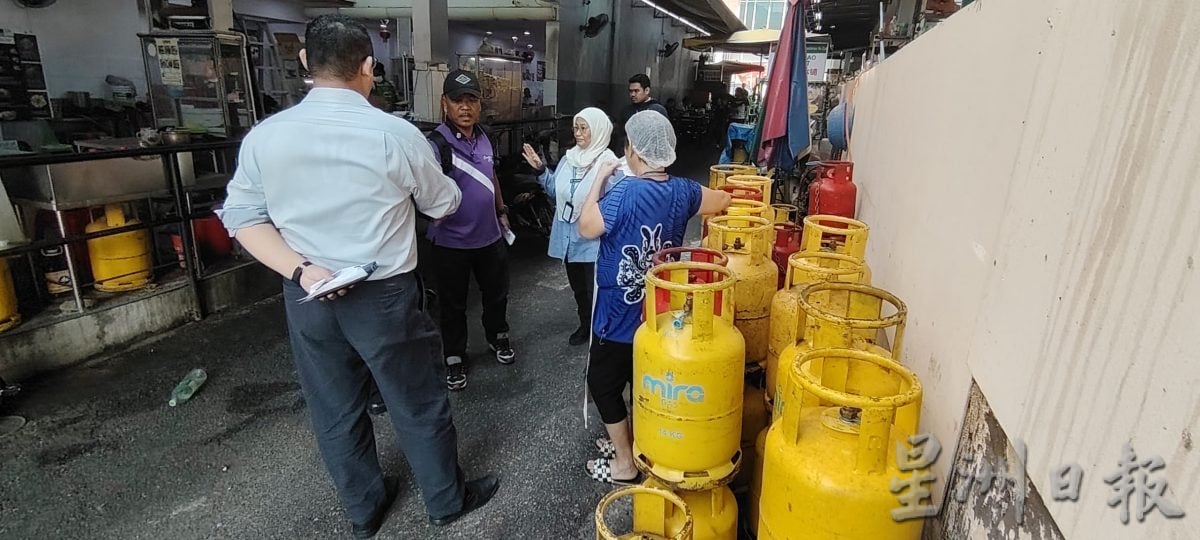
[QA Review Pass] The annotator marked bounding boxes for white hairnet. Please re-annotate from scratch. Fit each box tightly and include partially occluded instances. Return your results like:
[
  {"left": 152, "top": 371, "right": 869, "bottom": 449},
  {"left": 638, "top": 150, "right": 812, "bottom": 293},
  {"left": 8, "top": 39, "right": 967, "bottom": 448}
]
[{"left": 626, "top": 110, "right": 677, "bottom": 170}]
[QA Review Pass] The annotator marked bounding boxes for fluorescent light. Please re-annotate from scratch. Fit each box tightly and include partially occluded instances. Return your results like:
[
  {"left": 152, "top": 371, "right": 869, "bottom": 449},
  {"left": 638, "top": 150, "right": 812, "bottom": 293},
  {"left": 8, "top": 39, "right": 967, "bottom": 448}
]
[{"left": 638, "top": 0, "right": 710, "bottom": 37}]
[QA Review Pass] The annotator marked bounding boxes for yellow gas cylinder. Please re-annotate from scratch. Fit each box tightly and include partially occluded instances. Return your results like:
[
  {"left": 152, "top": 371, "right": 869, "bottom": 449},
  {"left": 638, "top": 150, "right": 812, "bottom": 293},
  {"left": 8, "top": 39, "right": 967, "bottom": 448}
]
[
  {"left": 635, "top": 477, "right": 737, "bottom": 540},
  {"left": 770, "top": 204, "right": 797, "bottom": 224},
  {"left": 765, "top": 253, "right": 865, "bottom": 403},
  {"left": 86, "top": 204, "right": 152, "bottom": 293},
  {"left": 700, "top": 185, "right": 761, "bottom": 241},
  {"left": 800, "top": 214, "right": 871, "bottom": 283},
  {"left": 700, "top": 198, "right": 771, "bottom": 249},
  {"left": 709, "top": 164, "right": 757, "bottom": 190},
  {"left": 759, "top": 348, "right": 925, "bottom": 540},
  {"left": 633, "top": 261, "right": 745, "bottom": 491},
  {"left": 704, "top": 215, "right": 776, "bottom": 365},
  {"left": 597, "top": 485, "right": 693, "bottom": 540},
  {"left": 726, "top": 175, "right": 773, "bottom": 204},
  {"left": 0, "top": 257, "right": 21, "bottom": 333},
  {"left": 746, "top": 427, "right": 768, "bottom": 537},
  {"left": 732, "top": 379, "right": 769, "bottom": 492},
  {"left": 775, "top": 281, "right": 908, "bottom": 406}
]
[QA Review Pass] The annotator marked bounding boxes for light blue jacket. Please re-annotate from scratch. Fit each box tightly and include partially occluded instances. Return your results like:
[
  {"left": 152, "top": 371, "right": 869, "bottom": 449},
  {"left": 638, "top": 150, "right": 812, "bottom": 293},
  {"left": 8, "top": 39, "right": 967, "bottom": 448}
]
[{"left": 539, "top": 166, "right": 601, "bottom": 263}]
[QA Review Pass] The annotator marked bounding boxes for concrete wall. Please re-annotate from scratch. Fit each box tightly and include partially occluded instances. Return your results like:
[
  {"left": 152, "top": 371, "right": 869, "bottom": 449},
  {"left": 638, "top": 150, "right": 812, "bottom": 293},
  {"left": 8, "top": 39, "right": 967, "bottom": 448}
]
[
  {"left": 368, "top": 18, "right": 414, "bottom": 61},
  {"left": 557, "top": 0, "right": 696, "bottom": 118},
  {"left": 846, "top": 0, "right": 1200, "bottom": 536},
  {"left": 232, "top": 0, "right": 306, "bottom": 22},
  {"left": 0, "top": 265, "right": 278, "bottom": 382},
  {"left": 0, "top": 0, "right": 297, "bottom": 99},
  {"left": 0, "top": 0, "right": 149, "bottom": 98}
]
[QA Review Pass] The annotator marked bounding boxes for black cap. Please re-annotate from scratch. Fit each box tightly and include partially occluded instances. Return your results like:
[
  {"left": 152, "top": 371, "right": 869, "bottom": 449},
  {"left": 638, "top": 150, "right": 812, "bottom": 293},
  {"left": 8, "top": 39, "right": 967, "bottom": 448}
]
[{"left": 443, "top": 69, "right": 482, "bottom": 99}]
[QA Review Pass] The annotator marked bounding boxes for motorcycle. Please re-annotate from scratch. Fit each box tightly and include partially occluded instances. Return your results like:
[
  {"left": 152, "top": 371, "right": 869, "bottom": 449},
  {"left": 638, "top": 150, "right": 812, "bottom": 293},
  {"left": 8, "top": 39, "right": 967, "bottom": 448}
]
[{"left": 494, "top": 128, "right": 559, "bottom": 239}]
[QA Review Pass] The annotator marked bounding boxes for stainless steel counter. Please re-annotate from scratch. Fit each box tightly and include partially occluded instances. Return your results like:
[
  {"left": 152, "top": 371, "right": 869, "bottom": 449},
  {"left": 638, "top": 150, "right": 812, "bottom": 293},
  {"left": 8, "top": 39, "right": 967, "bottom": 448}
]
[
  {"left": 0, "top": 140, "right": 241, "bottom": 313},
  {"left": 2, "top": 155, "right": 169, "bottom": 210},
  {"left": 0, "top": 140, "right": 239, "bottom": 211}
]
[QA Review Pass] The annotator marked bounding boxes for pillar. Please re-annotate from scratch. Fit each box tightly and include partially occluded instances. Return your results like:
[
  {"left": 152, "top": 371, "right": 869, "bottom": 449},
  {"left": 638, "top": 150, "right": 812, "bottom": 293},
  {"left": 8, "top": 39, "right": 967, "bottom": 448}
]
[
  {"left": 543, "top": 21, "right": 559, "bottom": 110},
  {"left": 412, "top": 0, "right": 450, "bottom": 122}
]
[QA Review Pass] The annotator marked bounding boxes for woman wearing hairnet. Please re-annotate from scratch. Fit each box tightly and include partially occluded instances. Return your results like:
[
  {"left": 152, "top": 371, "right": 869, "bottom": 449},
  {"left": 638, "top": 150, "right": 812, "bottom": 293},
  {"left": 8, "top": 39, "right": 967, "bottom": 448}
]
[
  {"left": 576, "top": 110, "right": 732, "bottom": 484},
  {"left": 521, "top": 108, "right": 617, "bottom": 346}
]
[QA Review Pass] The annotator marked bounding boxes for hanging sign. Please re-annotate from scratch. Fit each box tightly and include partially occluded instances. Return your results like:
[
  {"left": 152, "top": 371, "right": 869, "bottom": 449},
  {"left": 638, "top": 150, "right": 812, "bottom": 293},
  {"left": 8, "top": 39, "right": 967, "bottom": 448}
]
[
  {"left": 154, "top": 38, "right": 184, "bottom": 87},
  {"left": 805, "top": 42, "right": 829, "bottom": 82}
]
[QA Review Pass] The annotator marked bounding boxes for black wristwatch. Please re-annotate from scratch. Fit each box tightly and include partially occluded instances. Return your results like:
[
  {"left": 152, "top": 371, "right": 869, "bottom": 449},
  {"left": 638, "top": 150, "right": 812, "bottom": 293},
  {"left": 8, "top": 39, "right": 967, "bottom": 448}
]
[
  {"left": 497, "top": 205, "right": 509, "bottom": 216},
  {"left": 290, "top": 261, "right": 312, "bottom": 285}
]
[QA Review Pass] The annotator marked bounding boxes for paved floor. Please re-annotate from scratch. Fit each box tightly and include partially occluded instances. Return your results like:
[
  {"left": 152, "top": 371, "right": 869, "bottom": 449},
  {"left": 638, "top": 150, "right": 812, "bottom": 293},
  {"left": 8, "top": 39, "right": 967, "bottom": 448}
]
[{"left": 0, "top": 147, "right": 723, "bottom": 539}]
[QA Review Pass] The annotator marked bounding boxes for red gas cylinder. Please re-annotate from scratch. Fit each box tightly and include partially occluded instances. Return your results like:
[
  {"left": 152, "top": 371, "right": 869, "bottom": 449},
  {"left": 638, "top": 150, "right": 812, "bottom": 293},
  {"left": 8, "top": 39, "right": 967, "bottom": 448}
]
[
  {"left": 649, "top": 247, "right": 729, "bottom": 316},
  {"left": 193, "top": 214, "right": 234, "bottom": 260},
  {"left": 772, "top": 223, "right": 802, "bottom": 289},
  {"left": 807, "top": 161, "right": 857, "bottom": 219}
]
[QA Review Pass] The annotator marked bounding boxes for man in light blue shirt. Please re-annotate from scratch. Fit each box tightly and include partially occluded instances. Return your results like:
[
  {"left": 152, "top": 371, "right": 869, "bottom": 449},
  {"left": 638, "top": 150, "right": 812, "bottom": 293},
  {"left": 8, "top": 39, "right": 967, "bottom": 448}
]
[{"left": 217, "top": 15, "right": 497, "bottom": 538}]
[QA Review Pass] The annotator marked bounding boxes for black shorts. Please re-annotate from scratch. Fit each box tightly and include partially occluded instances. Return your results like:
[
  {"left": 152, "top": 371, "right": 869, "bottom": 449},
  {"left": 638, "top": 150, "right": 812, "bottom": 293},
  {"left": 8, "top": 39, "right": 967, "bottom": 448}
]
[{"left": 586, "top": 334, "right": 633, "bottom": 424}]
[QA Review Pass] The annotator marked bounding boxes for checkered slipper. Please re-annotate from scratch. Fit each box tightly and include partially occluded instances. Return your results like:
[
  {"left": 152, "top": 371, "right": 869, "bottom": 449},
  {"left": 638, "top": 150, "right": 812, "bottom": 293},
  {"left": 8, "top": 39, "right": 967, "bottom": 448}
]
[
  {"left": 586, "top": 458, "right": 641, "bottom": 486},
  {"left": 594, "top": 437, "right": 616, "bottom": 459}
]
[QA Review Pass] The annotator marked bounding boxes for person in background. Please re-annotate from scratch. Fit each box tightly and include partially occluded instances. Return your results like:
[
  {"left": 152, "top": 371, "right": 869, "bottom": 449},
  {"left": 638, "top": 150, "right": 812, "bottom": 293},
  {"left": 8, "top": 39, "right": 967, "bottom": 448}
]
[
  {"left": 368, "top": 61, "right": 398, "bottom": 112},
  {"left": 520, "top": 107, "right": 617, "bottom": 345},
  {"left": 614, "top": 73, "right": 669, "bottom": 153},
  {"left": 217, "top": 15, "right": 497, "bottom": 537},
  {"left": 426, "top": 69, "right": 516, "bottom": 391},
  {"left": 576, "top": 111, "right": 732, "bottom": 484},
  {"left": 732, "top": 87, "right": 750, "bottom": 123}
]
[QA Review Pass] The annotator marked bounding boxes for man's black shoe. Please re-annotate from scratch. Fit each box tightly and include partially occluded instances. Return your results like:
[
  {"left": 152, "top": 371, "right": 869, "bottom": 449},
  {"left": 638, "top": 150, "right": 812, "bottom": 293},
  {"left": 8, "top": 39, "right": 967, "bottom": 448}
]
[
  {"left": 429, "top": 475, "right": 500, "bottom": 526},
  {"left": 351, "top": 477, "right": 400, "bottom": 539},
  {"left": 367, "top": 401, "right": 387, "bottom": 416},
  {"left": 568, "top": 326, "right": 589, "bottom": 346}
]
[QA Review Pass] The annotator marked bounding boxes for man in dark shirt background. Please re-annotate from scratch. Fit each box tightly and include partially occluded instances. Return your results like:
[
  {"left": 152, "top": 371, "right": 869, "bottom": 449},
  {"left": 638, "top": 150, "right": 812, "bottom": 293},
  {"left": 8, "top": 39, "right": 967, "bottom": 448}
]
[{"left": 613, "top": 73, "right": 669, "bottom": 154}]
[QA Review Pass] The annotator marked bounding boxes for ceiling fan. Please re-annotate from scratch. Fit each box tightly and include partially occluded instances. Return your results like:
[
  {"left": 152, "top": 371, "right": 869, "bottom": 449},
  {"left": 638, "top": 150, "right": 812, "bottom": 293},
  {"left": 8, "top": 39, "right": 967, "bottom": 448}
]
[
  {"left": 581, "top": 14, "right": 609, "bottom": 38},
  {"left": 658, "top": 41, "right": 680, "bottom": 58}
]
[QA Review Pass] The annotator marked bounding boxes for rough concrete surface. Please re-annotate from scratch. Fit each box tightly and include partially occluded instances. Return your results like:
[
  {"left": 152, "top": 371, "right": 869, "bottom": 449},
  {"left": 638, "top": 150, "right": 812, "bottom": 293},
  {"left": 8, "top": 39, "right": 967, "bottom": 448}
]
[
  {"left": 0, "top": 236, "right": 614, "bottom": 539},
  {"left": 0, "top": 152, "right": 717, "bottom": 539},
  {"left": 923, "top": 382, "right": 1065, "bottom": 540}
]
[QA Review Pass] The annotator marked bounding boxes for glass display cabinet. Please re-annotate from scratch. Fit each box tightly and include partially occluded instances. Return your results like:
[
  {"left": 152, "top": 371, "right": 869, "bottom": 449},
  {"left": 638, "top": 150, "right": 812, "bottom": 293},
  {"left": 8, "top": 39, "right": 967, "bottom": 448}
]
[{"left": 139, "top": 32, "right": 257, "bottom": 138}]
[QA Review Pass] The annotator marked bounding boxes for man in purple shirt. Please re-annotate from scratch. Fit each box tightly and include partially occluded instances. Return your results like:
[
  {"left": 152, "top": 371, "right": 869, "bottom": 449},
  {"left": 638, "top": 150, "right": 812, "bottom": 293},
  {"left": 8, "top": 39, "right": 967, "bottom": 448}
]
[{"left": 427, "top": 70, "right": 516, "bottom": 391}]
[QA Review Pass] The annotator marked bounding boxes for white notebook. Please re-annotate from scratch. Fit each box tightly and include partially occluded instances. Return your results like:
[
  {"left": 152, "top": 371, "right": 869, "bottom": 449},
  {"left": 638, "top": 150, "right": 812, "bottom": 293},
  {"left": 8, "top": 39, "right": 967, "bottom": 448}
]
[{"left": 298, "top": 262, "right": 378, "bottom": 303}]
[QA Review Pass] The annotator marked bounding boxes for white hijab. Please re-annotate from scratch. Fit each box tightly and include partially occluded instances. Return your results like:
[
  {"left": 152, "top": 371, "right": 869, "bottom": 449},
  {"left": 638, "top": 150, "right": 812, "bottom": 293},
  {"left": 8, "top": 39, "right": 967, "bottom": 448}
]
[
  {"left": 556, "top": 108, "right": 617, "bottom": 223},
  {"left": 562, "top": 107, "right": 615, "bottom": 169}
]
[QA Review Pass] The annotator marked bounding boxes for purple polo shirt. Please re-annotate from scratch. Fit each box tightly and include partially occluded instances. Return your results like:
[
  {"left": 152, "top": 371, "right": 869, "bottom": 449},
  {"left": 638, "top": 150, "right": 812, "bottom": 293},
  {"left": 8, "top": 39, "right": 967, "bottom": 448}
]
[{"left": 426, "top": 123, "right": 502, "bottom": 249}]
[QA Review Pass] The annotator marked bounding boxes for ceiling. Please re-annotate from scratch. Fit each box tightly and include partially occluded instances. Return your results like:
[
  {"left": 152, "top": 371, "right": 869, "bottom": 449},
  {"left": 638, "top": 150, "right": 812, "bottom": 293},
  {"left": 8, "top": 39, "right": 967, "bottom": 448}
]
[
  {"left": 809, "top": 0, "right": 879, "bottom": 51},
  {"left": 453, "top": 20, "right": 547, "bottom": 49},
  {"left": 647, "top": 0, "right": 747, "bottom": 36}
]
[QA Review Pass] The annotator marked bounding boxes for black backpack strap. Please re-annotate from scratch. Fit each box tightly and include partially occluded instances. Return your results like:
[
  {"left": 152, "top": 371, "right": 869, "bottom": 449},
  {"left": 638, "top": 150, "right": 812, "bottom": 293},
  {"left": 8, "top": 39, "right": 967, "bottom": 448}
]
[{"left": 427, "top": 129, "right": 454, "bottom": 175}]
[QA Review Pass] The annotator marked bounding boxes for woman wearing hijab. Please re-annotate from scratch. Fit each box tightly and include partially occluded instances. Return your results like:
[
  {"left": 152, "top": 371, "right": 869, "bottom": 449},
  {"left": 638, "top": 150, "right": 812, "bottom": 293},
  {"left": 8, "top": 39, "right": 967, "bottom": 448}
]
[{"left": 521, "top": 107, "right": 618, "bottom": 345}]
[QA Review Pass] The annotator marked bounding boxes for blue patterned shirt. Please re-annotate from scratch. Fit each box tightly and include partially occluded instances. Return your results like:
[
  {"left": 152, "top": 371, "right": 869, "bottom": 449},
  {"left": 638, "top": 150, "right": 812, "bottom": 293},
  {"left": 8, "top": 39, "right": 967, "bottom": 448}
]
[{"left": 592, "top": 175, "right": 702, "bottom": 343}]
